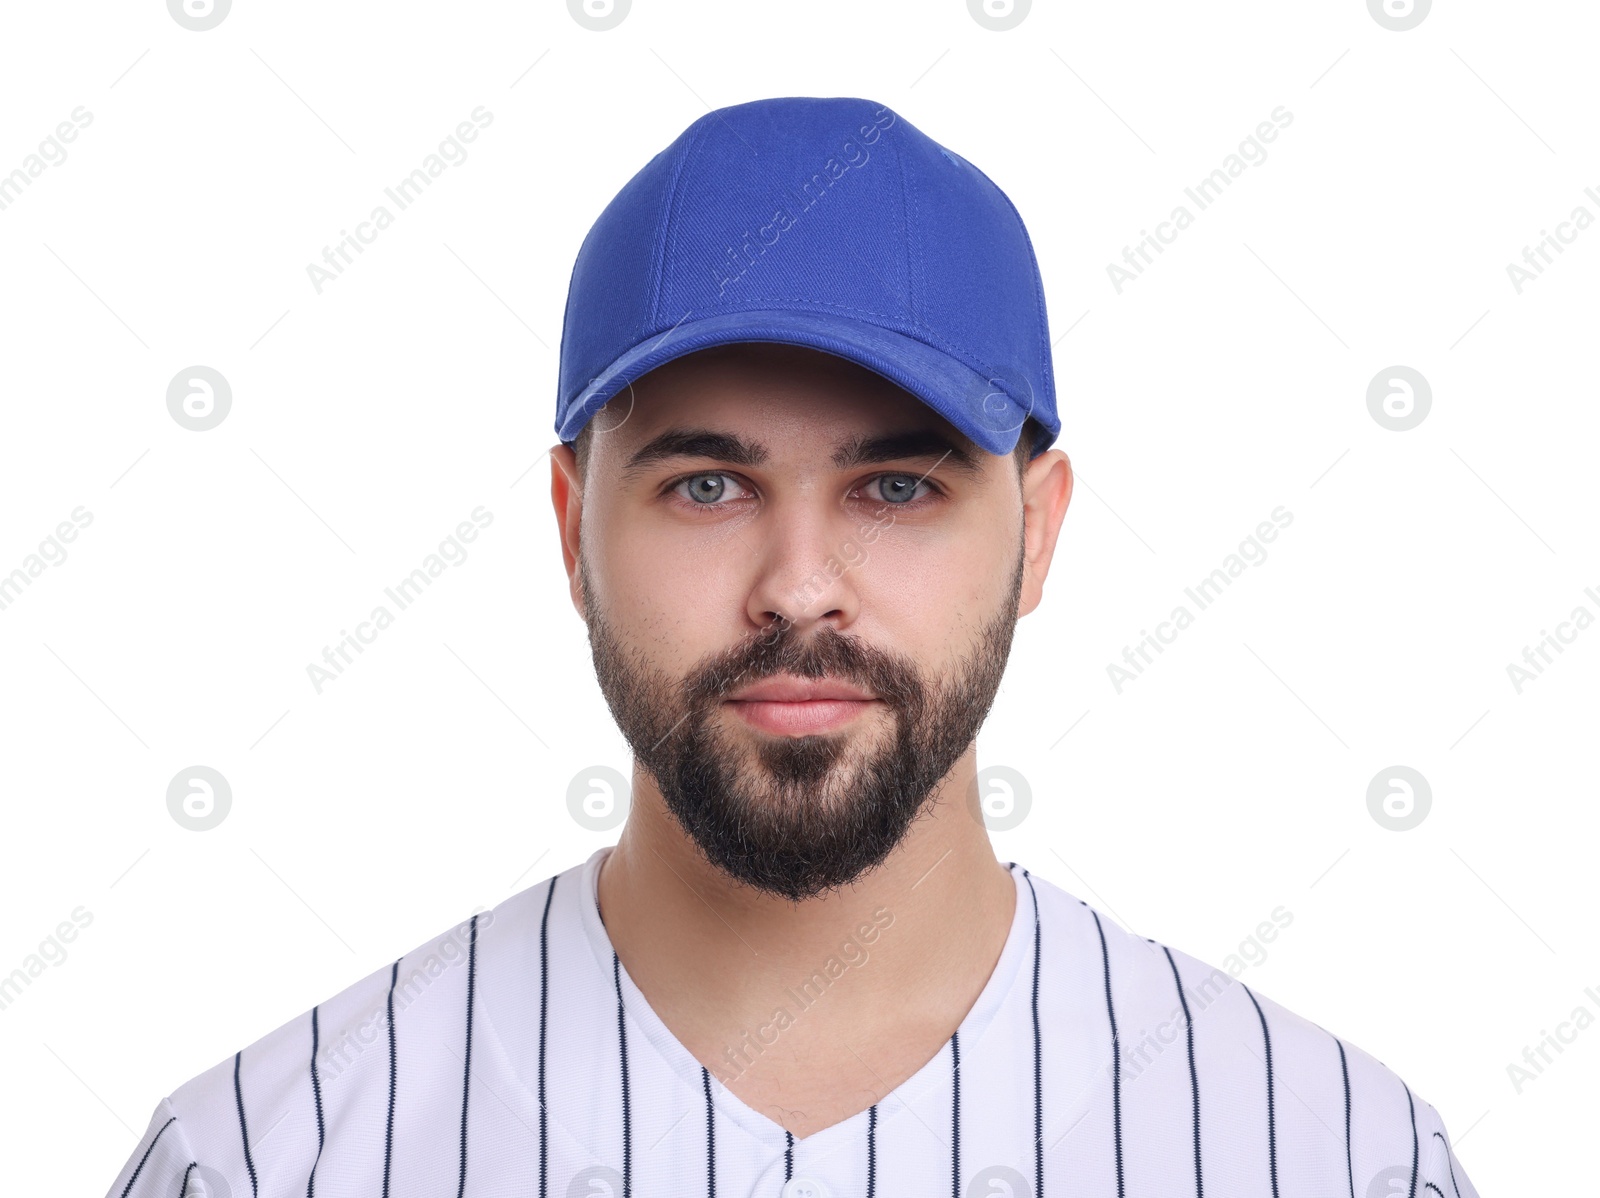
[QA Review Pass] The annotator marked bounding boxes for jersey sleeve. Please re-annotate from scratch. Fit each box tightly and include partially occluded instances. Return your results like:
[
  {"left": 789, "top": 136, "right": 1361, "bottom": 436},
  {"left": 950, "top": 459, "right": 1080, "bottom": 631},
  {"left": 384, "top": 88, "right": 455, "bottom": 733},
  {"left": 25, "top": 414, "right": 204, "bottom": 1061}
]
[
  {"left": 1419, "top": 1099, "right": 1483, "bottom": 1198},
  {"left": 102, "top": 1097, "right": 201, "bottom": 1198}
]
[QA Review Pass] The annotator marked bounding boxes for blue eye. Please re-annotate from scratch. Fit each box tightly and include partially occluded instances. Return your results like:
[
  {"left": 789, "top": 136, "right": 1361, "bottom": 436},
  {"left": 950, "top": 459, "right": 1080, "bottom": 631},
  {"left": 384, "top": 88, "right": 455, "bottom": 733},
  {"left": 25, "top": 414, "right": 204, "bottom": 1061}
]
[
  {"left": 680, "top": 473, "right": 731, "bottom": 504},
  {"left": 665, "top": 467, "right": 934, "bottom": 508},
  {"left": 875, "top": 473, "right": 930, "bottom": 504}
]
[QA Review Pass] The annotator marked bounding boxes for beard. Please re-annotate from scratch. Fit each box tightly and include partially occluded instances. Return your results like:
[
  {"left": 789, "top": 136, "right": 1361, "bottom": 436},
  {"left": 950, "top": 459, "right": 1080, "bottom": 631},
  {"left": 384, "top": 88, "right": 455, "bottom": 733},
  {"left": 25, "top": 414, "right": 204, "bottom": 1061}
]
[{"left": 579, "top": 539, "right": 1026, "bottom": 903}]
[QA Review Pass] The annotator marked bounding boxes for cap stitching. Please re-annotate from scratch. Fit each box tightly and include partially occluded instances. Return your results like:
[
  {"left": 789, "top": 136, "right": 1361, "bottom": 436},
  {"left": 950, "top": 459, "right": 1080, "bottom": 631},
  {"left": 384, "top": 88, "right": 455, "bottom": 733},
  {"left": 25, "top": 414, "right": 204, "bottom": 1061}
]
[
  {"left": 647, "top": 120, "right": 709, "bottom": 341},
  {"left": 960, "top": 159, "right": 1057, "bottom": 433},
  {"left": 900, "top": 120, "right": 926, "bottom": 332}
]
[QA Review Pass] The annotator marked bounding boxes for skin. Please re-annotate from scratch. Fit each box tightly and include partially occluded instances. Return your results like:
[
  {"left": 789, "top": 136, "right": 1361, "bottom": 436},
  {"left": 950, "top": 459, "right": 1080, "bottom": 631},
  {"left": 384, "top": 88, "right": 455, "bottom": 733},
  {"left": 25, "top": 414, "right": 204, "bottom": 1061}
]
[{"left": 549, "top": 342, "right": 1073, "bottom": 1139}]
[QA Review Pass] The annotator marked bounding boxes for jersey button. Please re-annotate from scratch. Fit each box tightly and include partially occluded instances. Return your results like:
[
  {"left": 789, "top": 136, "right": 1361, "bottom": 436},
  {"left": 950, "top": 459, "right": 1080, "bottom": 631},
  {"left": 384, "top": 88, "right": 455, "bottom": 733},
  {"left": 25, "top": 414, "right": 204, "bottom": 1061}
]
[{"left": 780, "top": 1178, "right": 833, "bottom": 1198}]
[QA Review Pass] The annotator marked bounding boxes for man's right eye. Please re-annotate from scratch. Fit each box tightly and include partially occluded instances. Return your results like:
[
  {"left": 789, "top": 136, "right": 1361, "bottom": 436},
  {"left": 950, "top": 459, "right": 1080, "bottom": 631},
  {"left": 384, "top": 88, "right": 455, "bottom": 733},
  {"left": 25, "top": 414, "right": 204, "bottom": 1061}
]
[{"left": 666, "top": 472, "right": 753, "bottom": 510}]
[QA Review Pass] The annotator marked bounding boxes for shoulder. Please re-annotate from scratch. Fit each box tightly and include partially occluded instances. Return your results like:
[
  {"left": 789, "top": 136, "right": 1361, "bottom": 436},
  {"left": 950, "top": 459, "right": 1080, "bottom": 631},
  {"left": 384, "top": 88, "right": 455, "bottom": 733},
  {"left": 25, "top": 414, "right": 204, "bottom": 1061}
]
[
  {"left": 103, "top": 863, "right": 579, "bottom": 1198},
  {"left": 1013, "top": 865, "right": 1477, "bottom": 1196}
]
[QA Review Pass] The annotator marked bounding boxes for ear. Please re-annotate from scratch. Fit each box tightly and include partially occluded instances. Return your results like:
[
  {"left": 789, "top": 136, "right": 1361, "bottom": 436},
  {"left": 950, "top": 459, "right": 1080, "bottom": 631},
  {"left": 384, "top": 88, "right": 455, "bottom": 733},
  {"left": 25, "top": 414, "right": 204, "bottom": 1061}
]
[
  {"left": 1017, "top": 448, "right": 1073, "bottom": 618},
  {"left": 550, "top": 443, "right": 585, "bottom": 618}
]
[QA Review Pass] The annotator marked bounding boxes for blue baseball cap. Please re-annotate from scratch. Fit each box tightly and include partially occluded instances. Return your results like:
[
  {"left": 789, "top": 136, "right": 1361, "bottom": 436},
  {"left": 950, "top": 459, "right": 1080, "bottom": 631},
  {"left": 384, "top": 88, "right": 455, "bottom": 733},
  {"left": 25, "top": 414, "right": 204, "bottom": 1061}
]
[{"left": 555, "top": 95, "right": 1060, "bottom": 460}]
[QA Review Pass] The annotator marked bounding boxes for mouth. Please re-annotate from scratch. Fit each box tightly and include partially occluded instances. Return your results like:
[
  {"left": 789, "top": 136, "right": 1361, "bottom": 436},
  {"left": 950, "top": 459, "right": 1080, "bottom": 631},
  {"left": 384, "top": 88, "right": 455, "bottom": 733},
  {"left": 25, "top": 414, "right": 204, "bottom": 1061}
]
[{"left": 723, "top": 674, "right": 880, "bottom": 736}]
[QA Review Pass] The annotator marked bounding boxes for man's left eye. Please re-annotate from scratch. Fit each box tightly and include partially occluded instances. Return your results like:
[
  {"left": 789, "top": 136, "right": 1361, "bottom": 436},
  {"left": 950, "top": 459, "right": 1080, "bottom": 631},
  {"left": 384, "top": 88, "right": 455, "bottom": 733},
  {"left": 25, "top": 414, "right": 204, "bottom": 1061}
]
[{"left": 873, "top": 474, "right": 932, "bottom": 504}]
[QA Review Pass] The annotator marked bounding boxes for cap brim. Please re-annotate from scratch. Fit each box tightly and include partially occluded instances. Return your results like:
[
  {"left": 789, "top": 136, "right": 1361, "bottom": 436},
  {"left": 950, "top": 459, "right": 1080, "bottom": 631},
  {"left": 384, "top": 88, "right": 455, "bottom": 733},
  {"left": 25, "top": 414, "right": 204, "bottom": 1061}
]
[{"left": 557, "top": 309, "right": 1037, "bottom": 457}]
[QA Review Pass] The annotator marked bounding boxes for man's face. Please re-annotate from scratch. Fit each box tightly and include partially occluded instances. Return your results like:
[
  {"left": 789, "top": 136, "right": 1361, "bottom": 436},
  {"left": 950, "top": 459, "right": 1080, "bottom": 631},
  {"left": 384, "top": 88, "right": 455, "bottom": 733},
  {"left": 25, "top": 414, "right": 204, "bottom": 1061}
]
[{"left": 566, "top": 343, "right": 1034, "bottom": 902}]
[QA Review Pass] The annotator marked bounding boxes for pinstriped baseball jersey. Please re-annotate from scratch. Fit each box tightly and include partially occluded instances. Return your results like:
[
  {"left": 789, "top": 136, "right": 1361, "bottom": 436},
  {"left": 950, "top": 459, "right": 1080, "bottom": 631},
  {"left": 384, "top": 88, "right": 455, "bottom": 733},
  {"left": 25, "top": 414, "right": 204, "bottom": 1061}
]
[{"left": 106, "top": 845, "right": 1481, "bottom": 1197}]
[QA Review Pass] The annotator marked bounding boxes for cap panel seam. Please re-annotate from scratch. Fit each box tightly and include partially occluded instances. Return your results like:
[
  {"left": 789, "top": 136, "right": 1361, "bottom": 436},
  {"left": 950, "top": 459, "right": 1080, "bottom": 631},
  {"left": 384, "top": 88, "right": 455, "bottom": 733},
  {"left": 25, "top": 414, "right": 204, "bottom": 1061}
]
[
  {"left": 647, "top": 120, "right": 710, "bottom": 340},
  {"left": 886, "top": 136, "right": 1030, "bottom": 424},
  {"left": 893, "top": 119, "right": 924, "bottom": 330},
  {"left": 908, "top": 133, "right": 927, "bottom": 330},
  {"left": 1002, "top": 185, "right": 1054, "bottom": 415},
  {"left": 964, "top": 159, "right": 1056, "bottom": 421}
]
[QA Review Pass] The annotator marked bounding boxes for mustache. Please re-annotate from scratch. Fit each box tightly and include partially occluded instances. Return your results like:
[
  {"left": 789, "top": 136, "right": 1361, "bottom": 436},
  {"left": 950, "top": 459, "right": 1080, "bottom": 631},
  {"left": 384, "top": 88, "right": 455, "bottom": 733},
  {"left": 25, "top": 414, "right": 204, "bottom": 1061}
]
[{"left": 685, "top": 621, "right": 920, "bottom": 710}]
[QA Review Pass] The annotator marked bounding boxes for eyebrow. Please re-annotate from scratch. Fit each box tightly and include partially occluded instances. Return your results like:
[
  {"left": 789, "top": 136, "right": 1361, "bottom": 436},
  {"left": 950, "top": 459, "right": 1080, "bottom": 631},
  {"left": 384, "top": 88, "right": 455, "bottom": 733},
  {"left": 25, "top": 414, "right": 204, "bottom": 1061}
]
[
  {"left": 623, "top": 429, "right": 767, "bottom": 478},
  {"left": 833, "top": 429, "right": 984, "bottom": 477},
  {"left": 620, "top": 426, "right": 985, "bottom": 481}
]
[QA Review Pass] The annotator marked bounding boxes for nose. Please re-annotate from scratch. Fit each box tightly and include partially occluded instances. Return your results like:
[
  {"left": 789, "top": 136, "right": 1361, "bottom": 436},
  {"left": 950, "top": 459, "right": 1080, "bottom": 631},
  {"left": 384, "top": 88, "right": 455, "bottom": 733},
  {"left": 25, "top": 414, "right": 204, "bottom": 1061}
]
[{"left": 743, "top": 501, "right": 863, "bottom": 636}]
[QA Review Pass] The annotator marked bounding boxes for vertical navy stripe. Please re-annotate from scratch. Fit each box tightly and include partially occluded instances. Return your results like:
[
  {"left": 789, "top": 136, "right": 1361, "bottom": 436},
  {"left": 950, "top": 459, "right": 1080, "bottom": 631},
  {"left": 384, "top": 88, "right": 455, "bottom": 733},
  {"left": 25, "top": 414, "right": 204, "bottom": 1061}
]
[
  {"left": 382, "top": 959, "right": 398, "bottom": 1198},
  {"left": 950, "top": 1030, "right": 962, "bottom": 1198},
  {"left": 1019, "top": 868, "right": 1043, "bottom": 1198},
  {"left": 1403, "top": 1081, "right": 1419, "bottom": 1198},
  {"left": 612, "top": 952, "right": 633, "bottom": 1198},
  {"left": 1160, "top": 944, "right": 1202, "bottom": 1198},
  {"left": 233, "top": 1050, "right": 259, "bottom": 1197},
  {"left": 1089, "top": 910, "right": 1124, "bottom": 1198},
  {"left": 701, "top": 1065, "right": 716, "bottom": 1197},
  {"left": 306, "top": 1006, "right": 326, "bottom": 1197},
  {"left": 866, "top": 1104, "right": 878, "bottom": 1198},
  {"left": 1432, "top": 1131, "right": 1461, "bottom": 1198},
  {"left": 457, "top": 913, "right": 479, "bottom": 1198},
  {"left": 117, "top": 1115, "right": 175, "bottom": 1198},
  {"left": 538, "top": 877, "right": 557, "bottom": 1198},
  {"left": 175, "top": 1162, "right": 197, "bottom": 1197},
  {"left": 784, "top": 1129, "right": 794, "bottom": 1179},
  {"left": 1336, "top": 1035, "right": 1353, "bottom": 1198},
  {"left": 1241, "top": 984, "right": 1279, "bottom": 1198}
]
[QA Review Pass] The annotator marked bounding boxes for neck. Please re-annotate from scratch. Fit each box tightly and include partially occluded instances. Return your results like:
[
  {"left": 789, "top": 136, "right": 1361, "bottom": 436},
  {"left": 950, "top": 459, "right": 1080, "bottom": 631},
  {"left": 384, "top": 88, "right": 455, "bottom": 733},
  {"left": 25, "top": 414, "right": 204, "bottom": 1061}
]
[{"left": 595, "top": 751, "right": 1018, "bottom": 1118}]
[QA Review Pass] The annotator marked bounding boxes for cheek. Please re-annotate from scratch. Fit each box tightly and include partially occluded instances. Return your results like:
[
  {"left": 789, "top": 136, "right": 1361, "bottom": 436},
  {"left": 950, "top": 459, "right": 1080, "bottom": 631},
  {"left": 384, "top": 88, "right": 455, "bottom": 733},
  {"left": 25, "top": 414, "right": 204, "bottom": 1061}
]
[
  {"left": 605, "top": 521, "right": 743, "bottom": 603},
  {"left": 591, "top": 524, "right": 747, "bottom": 661},
  {"left": 854, "top": 523, "right": 1009, "bottom": 651}
]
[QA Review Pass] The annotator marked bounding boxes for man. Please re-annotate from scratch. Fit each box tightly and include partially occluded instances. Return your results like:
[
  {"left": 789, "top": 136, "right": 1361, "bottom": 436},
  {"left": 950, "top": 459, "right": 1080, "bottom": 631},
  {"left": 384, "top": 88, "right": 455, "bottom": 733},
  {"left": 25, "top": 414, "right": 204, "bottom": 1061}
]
[{"left": 107, "top": 96, "right": 1480, "bottom": 1197}]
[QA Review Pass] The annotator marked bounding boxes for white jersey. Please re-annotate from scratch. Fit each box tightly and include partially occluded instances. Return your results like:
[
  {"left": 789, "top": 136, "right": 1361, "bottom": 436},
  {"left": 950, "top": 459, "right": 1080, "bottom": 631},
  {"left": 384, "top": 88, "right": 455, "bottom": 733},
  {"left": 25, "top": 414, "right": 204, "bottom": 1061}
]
[{"left": 106, "top": 846, "right": 1481, "bottom": 1197}]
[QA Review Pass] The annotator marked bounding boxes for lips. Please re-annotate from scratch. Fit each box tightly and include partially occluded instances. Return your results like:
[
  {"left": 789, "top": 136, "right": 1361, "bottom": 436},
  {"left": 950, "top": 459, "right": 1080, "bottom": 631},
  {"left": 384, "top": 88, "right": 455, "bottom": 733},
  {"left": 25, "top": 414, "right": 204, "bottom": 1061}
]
[
  {"left": 724, "top": 675, "right": 877, "bottom": 703},
  {"left": 722, "top": 675, "right": 879, "bottom": 736}
]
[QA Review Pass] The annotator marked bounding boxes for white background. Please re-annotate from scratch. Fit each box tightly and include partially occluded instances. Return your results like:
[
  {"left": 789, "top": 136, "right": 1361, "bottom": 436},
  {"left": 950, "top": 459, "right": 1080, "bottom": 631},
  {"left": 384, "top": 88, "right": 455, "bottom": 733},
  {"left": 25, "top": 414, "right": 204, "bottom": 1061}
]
[{"left": 1, "top": 0, "right": 1588, "bottom": 1193}]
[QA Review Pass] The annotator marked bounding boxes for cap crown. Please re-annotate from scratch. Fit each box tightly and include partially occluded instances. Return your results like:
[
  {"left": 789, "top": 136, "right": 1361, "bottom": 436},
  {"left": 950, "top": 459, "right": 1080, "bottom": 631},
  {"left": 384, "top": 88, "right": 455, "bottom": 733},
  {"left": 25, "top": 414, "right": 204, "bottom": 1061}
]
[{"left": 557, "top": 96, "right": 1058, "bottom": 457}]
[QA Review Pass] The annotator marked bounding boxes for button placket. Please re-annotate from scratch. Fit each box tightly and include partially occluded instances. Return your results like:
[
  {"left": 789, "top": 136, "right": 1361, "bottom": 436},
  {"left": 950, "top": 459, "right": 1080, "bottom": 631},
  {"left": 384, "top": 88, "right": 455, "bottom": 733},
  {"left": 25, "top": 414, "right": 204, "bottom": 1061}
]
[{"left": 780, "top": 1177, "right": 833, "bottom": 1198}]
